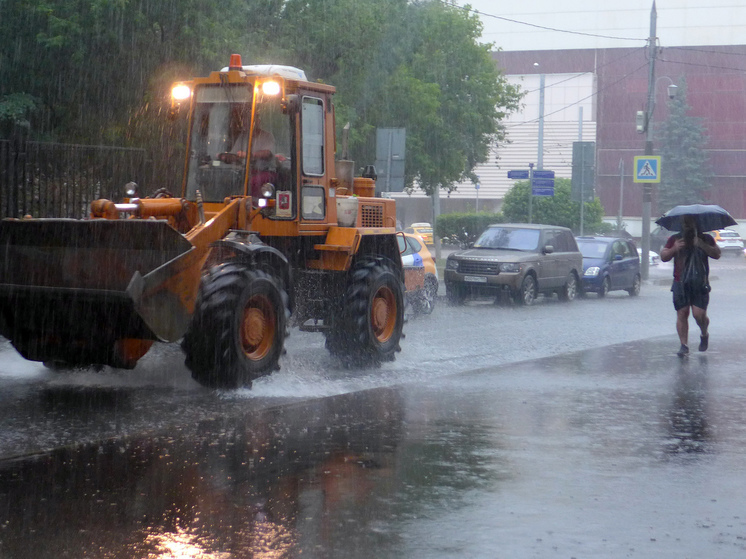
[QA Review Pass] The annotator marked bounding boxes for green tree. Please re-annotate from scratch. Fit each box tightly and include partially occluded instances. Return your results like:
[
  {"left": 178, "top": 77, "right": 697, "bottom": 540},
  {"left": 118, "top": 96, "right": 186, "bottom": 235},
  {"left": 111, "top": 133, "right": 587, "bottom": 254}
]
[
  {"left": 284, "top": 1, "right": 522, "bottom": 196},
  {"left": 502, "top": 178, "right": 606, "bottom": 233},
  {"left": 655, "top": 77, "right": 711, "bottom": 210}
]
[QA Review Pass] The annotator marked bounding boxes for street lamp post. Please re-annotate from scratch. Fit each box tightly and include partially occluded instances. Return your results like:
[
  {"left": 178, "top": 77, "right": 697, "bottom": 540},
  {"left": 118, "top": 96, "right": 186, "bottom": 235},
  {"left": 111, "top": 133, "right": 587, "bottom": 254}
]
[{"left": 640, "top": 2, "right": 657, "bottom": 282}]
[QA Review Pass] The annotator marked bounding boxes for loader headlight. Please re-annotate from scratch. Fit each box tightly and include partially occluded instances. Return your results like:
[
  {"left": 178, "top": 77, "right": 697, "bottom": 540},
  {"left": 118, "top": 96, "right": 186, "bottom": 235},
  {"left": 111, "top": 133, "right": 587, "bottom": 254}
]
[
  {"left": 260, "top": 183, "right": 276, "bottom": 198},
  {"left": 172, "top": 84, "right": 191, "bottom": 102},
  {"left": 261, "top": 80, "right": 281, "bottom": 96}
]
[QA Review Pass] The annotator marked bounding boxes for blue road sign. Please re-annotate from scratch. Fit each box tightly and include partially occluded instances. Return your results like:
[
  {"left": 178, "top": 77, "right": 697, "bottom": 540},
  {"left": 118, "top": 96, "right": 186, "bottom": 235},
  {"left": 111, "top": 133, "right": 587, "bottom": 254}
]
[
  {"left": 533, "top": 170, "right": 555, "bottom": 179},
  {"left": 532, "top": 187, "right": 554, "bottom": 196},
  {"left": 507, "top": 170, "right": 529, "bottom": 180},
  {"left": 633, "top": 156, "right": 661, "bottom": 183},
  {"left": 531, "top": 178, "right": 555, "bottom": 188}
]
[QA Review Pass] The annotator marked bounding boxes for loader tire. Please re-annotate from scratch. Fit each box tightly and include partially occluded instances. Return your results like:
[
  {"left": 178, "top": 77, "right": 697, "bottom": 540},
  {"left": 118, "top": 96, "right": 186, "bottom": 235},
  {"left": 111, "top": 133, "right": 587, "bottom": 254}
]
[
  {"left": 325, "top": 257, "right": 404, "bottom": 364},
  {"left": 183, "top": 263, "right": 289, "bottom": 389}
]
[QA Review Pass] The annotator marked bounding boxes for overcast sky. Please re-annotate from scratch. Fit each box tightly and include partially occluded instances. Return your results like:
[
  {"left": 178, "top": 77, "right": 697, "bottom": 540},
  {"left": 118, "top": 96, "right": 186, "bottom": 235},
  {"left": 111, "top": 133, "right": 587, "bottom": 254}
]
[{"left": 455, "top": 1, "right": 746, "bottom": 51}]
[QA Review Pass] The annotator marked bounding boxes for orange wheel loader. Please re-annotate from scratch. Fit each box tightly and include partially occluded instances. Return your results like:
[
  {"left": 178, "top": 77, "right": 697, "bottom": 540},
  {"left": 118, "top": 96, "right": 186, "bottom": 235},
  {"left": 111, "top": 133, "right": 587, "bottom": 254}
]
[{"left": 0, "top": 55, "right": 405, "bottom": 388}]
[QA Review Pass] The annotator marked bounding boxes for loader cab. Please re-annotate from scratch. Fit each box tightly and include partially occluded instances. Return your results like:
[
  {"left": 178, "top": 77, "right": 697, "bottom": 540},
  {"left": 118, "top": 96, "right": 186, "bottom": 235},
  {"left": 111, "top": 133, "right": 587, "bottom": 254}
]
[
  {"left": 175, "top": 57, "right": 341, "bottom": 231},
  {"left": 183, "top": 83, "right": 295, "bottom": 209}
]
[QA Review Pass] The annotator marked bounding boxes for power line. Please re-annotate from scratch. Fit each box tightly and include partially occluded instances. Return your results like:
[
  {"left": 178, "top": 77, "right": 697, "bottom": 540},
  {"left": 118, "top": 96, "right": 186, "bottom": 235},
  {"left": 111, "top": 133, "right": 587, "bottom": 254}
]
[
  {"left": 658, "top": 57, "right": 746, "bottom": 74},
  {"left": 506, "top": 61, "right": 649, "bottom": 129},
  {"left": 450, "top": 2, "right": 647, "bottom": 43},
  {"left": 667, "top": 46, "right": 746, "bottom": 57},
  {"left": 522, "top": 47, "right": 647, "bottom": 94}
]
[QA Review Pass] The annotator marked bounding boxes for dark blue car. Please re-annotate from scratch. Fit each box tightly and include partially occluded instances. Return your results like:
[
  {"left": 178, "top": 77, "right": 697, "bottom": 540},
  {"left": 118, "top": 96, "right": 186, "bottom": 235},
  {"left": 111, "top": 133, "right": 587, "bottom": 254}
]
[{"left": 576, "top": 236, "right": 641, "bottom": 297}]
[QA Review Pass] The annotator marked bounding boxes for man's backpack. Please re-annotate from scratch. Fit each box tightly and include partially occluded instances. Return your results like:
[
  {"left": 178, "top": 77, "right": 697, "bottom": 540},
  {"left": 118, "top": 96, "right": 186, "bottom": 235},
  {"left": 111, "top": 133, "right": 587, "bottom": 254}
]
[{"left": 681, "top": 246, "right": 710, "bottom": 292}]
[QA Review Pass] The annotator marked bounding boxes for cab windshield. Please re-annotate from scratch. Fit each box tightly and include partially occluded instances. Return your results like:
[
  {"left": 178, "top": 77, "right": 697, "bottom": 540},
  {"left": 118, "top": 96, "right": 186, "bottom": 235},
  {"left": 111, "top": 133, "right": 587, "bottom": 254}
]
[{"left": 185, "top": 84, "right": 293, "bottom": 204}]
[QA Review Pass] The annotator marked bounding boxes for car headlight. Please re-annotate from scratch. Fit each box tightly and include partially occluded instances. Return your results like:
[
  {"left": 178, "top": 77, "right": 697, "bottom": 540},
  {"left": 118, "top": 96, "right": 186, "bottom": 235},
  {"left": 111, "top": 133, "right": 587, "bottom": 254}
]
[
  {"left": 584, "top": 267, "right": 600, "bottom": 277},
  {"left": 446, "top": 258, "right": 459, "bottom": 270},
  {"left": 499, "top": 262, "right": 521, "bottom": 273}
]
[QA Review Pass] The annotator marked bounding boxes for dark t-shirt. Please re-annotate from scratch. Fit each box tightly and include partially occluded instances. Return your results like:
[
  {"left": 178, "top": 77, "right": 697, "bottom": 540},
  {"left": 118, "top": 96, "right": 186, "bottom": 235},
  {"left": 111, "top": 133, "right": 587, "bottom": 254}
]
[{"left": 664, "top": 233, "right": 716, "bottom": 281}]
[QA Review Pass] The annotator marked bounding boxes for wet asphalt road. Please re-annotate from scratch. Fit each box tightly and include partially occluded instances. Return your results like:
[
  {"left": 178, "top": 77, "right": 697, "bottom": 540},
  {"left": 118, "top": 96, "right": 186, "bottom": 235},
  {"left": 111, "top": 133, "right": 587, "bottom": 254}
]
[{"left": 2, "top": 258, "right": 746, "bottom": 557}]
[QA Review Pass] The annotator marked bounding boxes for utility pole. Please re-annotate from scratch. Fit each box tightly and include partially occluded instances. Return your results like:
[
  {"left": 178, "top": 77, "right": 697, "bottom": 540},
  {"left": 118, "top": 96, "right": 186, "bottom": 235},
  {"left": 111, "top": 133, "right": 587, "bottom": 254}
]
[
  {"left": 538, "top": 74, "right": 545, "bottom": 170},
  {"left": 618, "top": 159, "right": 625, "bottom": 232},
  {"left": 641, "top": 1, "right": 657, "bottom": 281}
]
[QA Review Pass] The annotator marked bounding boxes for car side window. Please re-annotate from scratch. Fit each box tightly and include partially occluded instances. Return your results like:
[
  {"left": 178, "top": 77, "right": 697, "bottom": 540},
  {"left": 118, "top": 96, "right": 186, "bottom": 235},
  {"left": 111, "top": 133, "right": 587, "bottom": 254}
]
[
  {"left": 408, "top": 237, "right": 423, "bottom": 253},
  {"left": 612, "top": 240, "right": 629, "bottom": 259},
  {"left": 625, "top": 241, "right": 637, "bottom": 256},
  {"left": 543, "top": 230, "right": 559, "bottom": 251},
  {"left": 550, "top": 230, "right": 569, "bottom": 252},
  {"left": 558, "top": 231, "right": 573, "bottom": 252}
]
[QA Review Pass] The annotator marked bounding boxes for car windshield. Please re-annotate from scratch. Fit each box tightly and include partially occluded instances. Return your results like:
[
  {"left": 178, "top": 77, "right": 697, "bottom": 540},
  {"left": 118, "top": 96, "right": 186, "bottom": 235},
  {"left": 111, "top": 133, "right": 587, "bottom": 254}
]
[
  {"left": 474, "top": 227, "right": 540, "bottom": 250},
  {"left": 577, "top": 240, "right": 608, "bottom": 258},
  {"left": 721, "top": 231, "right": 739, "bottom": 238}
]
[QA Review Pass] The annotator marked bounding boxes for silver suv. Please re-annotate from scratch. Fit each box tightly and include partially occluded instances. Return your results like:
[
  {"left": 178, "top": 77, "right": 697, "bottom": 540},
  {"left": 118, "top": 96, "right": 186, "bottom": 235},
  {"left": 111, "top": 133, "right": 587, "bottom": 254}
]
[{"left": 444, "top": 223, "right": 583, "bottom": 306}]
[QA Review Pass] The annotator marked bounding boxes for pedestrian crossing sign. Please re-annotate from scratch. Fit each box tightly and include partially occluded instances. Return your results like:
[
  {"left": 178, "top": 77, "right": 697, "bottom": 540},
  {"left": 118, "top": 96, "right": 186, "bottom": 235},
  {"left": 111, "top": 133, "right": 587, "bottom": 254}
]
[{"left": 633, "top": 156, "right": 661, "bottom": 183}]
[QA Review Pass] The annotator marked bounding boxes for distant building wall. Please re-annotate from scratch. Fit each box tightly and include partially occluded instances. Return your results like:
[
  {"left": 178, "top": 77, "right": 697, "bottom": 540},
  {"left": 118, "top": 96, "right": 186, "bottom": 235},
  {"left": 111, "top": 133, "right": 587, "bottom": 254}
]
[{"left": 495, "top": 45, "right": 746, "bottom": 220}]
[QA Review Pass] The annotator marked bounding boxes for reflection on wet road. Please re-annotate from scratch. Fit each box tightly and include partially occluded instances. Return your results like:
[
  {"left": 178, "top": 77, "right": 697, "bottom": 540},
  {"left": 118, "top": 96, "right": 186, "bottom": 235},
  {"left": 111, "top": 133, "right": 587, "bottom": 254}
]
[
  {"left": 3, "top": 335, "right": 746, "bottom": 558},
  {"left": 3, "top": 261, "right": 746, "bottom": 557}
]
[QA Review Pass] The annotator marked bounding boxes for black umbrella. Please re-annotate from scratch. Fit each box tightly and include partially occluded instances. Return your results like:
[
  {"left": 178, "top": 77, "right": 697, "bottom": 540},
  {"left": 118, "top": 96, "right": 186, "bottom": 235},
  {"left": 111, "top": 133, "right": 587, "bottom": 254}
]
[{"left": 655, "top": 204, "right": 737, "bottom": 232}]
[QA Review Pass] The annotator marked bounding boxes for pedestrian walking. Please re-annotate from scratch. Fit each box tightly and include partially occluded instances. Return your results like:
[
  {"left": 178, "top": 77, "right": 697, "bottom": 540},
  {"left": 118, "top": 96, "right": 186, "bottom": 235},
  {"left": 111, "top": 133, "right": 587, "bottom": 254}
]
[{"left": 660, "top": 214, "right": 721, "bottom": 356}]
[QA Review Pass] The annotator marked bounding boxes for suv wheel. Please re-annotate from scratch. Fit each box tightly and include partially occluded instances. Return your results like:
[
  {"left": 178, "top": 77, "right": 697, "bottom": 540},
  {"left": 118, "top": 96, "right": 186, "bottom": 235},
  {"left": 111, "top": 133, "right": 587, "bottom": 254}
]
[
  {"left": 514, "top": 274, "right": 537, "bottom": 306},
  {"left": 446, "top": 283, "right": 466, "bottom": 306},
  {"left": 558, "top": 272, "right": 578, "bottom": 302}
]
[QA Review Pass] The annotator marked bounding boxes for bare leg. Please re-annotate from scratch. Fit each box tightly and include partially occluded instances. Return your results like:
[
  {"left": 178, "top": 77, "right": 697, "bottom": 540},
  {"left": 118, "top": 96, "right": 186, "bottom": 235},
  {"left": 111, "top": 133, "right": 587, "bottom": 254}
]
[
  {"left": 692, "top": 305, "right": 709, "bottom": 351},
  {"left": 676, "top": 306, "right": 690, "bottom": 347},
  {"left": 691, "top": 306, "right": 709, "bottom": 337}
]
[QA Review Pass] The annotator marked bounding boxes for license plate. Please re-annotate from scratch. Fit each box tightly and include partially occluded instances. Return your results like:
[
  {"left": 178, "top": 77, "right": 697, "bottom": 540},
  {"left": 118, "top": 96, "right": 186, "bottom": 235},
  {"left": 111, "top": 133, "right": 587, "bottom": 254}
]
[{"left": 464, "top": 275, "right": 488, "bottom": 283}]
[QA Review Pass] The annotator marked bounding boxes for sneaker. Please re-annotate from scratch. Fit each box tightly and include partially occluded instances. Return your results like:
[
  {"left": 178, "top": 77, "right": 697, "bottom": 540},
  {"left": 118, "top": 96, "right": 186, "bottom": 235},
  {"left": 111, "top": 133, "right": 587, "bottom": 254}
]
[
  {"left": 699, "top": 335, "right": 709, "bottom": 352},
  {"left": 677, "top": 344, "right": 689, "bottom": 357}
]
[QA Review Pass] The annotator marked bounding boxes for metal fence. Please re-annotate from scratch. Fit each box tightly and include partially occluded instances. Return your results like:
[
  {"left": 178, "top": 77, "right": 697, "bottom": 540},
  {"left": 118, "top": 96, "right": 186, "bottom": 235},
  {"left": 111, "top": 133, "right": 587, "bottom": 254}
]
[{"left": 0, "top": 140, "right": 148, "bottom": 219}]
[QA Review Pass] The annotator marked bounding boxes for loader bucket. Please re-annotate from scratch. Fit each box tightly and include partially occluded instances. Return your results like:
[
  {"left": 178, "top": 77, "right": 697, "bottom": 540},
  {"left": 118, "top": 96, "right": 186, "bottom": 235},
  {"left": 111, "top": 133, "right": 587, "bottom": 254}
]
[{"left": 0, "top": 218, "right": 201, "bottom": 367}]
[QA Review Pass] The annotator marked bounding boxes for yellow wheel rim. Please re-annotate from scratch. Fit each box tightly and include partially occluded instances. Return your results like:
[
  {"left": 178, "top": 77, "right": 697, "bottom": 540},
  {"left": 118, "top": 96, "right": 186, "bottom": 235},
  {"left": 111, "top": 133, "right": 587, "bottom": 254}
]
[
  {"left": 371, "top": 286, "right": 396, "bottom": 343},
  {"left": 241, "top": 294, "right": 276, "bottom": 360}
]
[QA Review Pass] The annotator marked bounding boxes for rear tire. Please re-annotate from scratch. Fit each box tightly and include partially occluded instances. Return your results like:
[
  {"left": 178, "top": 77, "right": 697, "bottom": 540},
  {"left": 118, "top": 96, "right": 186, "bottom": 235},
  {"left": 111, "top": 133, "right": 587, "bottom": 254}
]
[
  {"left": 558, "top": 272, "right": 578, "bottom": 302},
  {"left": 325, "top": 258, "right": 404, "bottom": 364},
  {"left": 183, "top": 263, "right": 289, "bottom": 389}
]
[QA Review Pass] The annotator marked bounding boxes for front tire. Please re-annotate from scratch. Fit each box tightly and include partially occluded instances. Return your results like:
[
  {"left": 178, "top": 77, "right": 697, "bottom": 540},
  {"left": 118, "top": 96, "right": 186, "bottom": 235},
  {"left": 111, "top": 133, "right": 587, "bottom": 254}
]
[
  {"left": 446, "top": 283, "right": 466, "bottom": 306},
  {"left": 514, "top": 274, "right": 537, "bottom": 306},
  {"left": 325, "top": 258, "right": 404, "bottom": 364},
  {"left": 598, "top": 276, "right": 610, "bottom": 298},
  {"left": 627, "top": 274, "right": 641, "bottom": 296},
  {"left": 183, "top": 263, "right": 288, "bottom": 389}
]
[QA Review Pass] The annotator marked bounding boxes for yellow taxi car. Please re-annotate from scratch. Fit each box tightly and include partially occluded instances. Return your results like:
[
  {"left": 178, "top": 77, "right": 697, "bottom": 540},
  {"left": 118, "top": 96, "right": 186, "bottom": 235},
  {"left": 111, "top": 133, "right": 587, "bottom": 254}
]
[
  {"left": 708, "top": 229, "right": 744, "bottom": 256},
  {"left": 404, "top": 222, "right": 434, "bottom": 247},
  {"left": 398, "top": 232, "right": 438, "bottom": 314}
]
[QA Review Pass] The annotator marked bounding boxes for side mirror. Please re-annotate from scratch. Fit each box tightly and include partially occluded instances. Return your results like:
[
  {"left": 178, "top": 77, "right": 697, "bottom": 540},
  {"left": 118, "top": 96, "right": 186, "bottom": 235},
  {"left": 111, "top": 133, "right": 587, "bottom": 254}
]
[
  {"left": 396, "top": 231, "right": 407, "bottom": 254},
  {"left": 614, "top": 254, "right": 623, "bottom": 261},
  {"left": 543, "top": 245, "right": 554, "bottom": 254}
]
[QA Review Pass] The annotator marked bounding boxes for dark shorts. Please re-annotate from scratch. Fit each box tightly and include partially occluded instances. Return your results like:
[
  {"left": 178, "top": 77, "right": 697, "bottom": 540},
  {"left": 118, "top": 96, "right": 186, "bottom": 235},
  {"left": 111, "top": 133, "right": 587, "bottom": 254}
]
[{"left": 672, "top": 280, "right": 710, "bottom": 311}]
